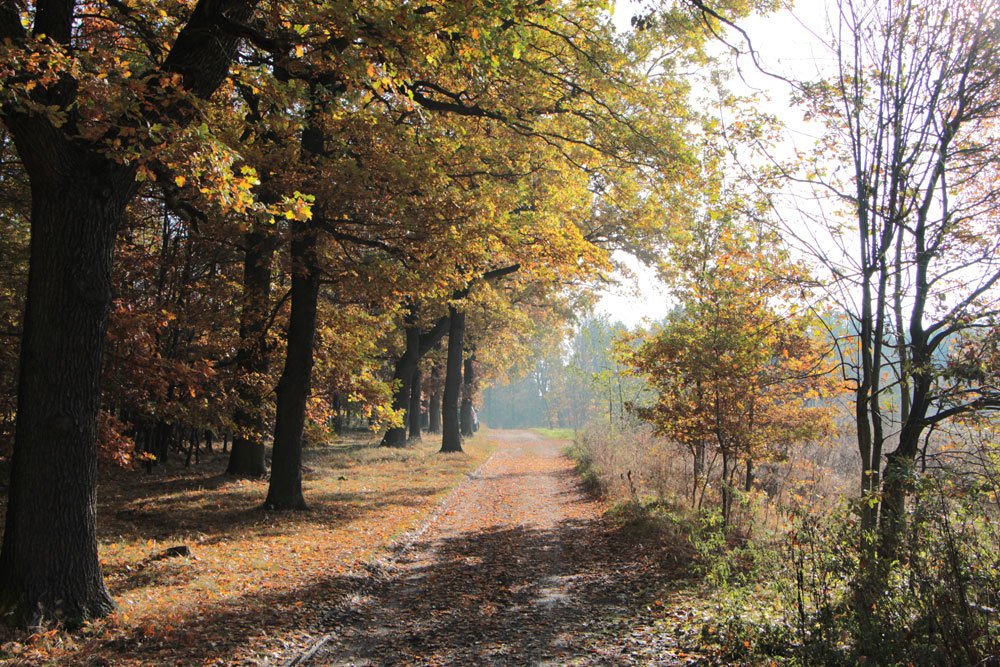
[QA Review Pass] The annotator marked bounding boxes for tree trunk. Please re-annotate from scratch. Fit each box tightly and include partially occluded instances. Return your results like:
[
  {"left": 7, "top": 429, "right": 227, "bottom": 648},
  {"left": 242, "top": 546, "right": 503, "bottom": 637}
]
[
  {"left": 382, "top": 324, "right": 418, "bottom": 447},
  {"left": 408, "top": 366, "right": 422, "bottom": 441},
  {"left": 263, "top": 221, "right": 318, "bottom": 511},
  {"left": 428, "top": 386, "right": 442, "bottom": 434},
  {"left": 721, "top": 449, "right": 732, "bottom": 526},
  {"left": 0, "top": 155, "right": 130, "bottom": 626},
  {"left": 460, "top": 355, "right": 475, "bottom": 437},
  {"left": 692, "top": 439, "right": 705, "bottom": 508},
  {"left": 440, "top": 307, "right": 465, "bottom": 453},
  {"left": 227, "top": 230, "right": 274, "bottom": 477}
]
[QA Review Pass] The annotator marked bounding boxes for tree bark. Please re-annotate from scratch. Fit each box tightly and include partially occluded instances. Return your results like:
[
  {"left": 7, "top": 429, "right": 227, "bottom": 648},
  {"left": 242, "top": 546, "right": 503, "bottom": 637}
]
[
  {"left": 263, "top": 221, "right": 318, "bottom": 511},
  {"left": 440, "top": 307, "right": 465, "bottom": 453},
  {"left": 382, "top": 324, "right": 418, "bottom": 447},
  {"left": 720, "top": 448, "right": 732, "bottom": 526},
  {"left": 408, "top": 366, "right": 422, "bottom": 441},
  {"left": 227, "top": 230, "right": 274, "bottom": 477},
  {"left": 428, "top": 385, "right": 442, "bottom": 434},
  {"left": 0, "top": 151, "right": 130, "bottom": 626},
  {"left": 460, "top": 355, "right": 475, "bottom": 437}
]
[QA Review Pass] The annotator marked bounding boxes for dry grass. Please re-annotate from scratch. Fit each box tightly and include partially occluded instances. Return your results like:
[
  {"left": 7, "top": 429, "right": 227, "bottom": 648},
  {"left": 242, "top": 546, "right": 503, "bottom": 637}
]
[{"left": 0, "top": 431, "right": 494, "bottom": 666}]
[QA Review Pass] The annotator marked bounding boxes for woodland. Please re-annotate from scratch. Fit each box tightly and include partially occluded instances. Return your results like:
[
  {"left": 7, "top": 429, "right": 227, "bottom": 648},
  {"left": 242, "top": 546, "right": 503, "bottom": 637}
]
[{"left": 1, "top": 0, "right": 1000, "bottom": 664}]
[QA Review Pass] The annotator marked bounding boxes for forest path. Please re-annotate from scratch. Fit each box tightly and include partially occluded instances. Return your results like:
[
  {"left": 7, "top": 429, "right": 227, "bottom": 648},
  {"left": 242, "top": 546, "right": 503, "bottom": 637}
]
[{"left": 290, "top": 429, "right": 694, "bottom": 666}]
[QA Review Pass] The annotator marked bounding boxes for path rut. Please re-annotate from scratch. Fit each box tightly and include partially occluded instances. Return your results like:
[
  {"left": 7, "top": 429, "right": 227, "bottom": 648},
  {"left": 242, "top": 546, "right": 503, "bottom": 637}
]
[{"left": 291, "top": 430, "right": 690, "bottom": 666}]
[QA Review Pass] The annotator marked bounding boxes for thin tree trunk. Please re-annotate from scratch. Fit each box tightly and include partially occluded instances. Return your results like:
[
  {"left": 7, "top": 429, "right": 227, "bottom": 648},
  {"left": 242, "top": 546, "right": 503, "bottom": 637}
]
[
  {"left": 331, "top": 390, "right": 343, "bottom": 435},
  {"left": 460, "top": 355, "right": 475, "bottom": 437},
  {"left": 408, "top": 366, "right": 422, "bottom": 441},
  {"left": 227, "top": 229, "right": 274, "bottom": 477},
  {"left": 721, "top": 449, "right": 732, "bottom": 526},
  {"left": 263, "top": 221, "right": 319, "bottom": 511},
  {"left": 440, "top": 307, "right": 465, "bottom": 453},
  {"left": 692, "top": 439, "right": 705, "bottom": 508}
]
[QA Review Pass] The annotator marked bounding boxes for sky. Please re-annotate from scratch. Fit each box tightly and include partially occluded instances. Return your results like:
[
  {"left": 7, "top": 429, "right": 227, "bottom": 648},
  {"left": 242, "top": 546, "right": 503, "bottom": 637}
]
[{"left": 594, "top": 0, "right": 831, "bottom": 328}]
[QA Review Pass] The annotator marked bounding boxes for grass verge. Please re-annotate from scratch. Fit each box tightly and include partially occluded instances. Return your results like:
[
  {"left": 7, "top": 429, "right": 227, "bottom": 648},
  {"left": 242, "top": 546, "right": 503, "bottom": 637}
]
[{"left": 530, "top": 427, "right": 576, "bottom": 441}]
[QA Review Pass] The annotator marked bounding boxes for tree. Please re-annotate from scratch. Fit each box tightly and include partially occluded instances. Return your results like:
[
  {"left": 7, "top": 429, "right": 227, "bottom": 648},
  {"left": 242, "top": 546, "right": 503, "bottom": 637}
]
[
  {"left": 622, "top": 220, "right": 835, "bottom": 522},
  {"left": 0, "top": 0, "right": 256, "bottom": 626},
  {"left": 792, "top": 0, "right": 1000, "bottom": 576}
]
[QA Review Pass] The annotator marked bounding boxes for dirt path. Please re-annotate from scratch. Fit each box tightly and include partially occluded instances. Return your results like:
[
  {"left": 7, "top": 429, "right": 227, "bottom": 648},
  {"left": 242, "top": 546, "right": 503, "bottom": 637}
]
[{"left": 289, "top": 430, "right": 694, "bottom": 666}]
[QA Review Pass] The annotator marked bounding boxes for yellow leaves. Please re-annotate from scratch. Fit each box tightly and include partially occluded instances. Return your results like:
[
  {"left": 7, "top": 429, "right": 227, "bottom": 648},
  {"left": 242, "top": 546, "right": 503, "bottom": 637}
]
[
  {"left": 134, "top": 164, "right": 157, "bottom": 182},
  {"left": 174, "top": 175, "right": 186, "bottom": 188},
  {"left": 276, "top": 192, "right": 314, "bottom": 221}
]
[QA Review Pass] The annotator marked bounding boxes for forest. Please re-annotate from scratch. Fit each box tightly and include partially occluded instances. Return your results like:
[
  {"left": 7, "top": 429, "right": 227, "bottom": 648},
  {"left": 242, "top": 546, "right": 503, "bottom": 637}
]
[{"left": 1, "top": 0, "right": 999, "bottom": 664}]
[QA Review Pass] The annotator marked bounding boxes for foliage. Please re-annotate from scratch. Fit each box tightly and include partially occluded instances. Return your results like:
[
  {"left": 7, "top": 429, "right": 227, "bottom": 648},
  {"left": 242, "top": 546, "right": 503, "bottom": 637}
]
[{"left": 620, "top": 218, "right": 837, "bottom": 520}]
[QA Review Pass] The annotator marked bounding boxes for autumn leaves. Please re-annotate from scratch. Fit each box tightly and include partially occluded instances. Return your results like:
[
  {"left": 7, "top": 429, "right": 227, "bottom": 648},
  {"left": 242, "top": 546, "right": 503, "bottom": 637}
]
[{"left": 0, "top": 0, "right": 725, "bottom": 627}]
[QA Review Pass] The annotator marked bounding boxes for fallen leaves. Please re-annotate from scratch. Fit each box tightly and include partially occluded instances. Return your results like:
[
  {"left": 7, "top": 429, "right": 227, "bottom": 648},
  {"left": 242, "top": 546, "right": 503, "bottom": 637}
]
[{"left": 0, "top": 432, "right": 493, "bottom": 666}]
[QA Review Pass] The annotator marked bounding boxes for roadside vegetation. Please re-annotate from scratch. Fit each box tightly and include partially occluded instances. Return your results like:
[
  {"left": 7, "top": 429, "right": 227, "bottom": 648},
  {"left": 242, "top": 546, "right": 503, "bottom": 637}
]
[{"left": 567, "top": 422, "right": 1000, "bottom": 666}]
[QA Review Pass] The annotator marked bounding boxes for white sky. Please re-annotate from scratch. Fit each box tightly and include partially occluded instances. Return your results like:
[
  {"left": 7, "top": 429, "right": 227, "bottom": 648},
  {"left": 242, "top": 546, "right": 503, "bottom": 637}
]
[{"left": 595, "top": 0, "right": 831, "bottom": 328}]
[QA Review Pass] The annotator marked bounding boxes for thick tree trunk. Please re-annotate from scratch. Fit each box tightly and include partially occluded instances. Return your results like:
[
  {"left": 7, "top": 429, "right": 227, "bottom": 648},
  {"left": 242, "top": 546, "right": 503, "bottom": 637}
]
[
  {"left": 408, "top": 366, "right": 422, "bottom": 441},
  {"left": 428, "top": 386, "right": 442, "bottom": 434},
  {"left": 263, "top": 222, "right": 319, "bottom": 511},
  {"left": 227, "top": 230, "right": 274, "bottom": 477},
  {"left": 382, "top": 325, "right": 418, "bottom": 447},
  {"left": 460, "top": 355, "right": 475, "bottom": 437},
  {"left": 0, "top": 0, "right": 258, "bottom": 626},
  {"left": 440, "top": 307, "right": 465, "bottom": 453},
  {"left": 0, "top": 156, "right": 130, "bottom": 626}
]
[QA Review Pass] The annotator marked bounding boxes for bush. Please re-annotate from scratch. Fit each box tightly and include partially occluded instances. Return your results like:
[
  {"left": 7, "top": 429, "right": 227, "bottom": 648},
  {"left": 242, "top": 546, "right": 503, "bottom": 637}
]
[
  {"left": 566, "top": 421, "right": 690, "bottom": 502},
  {"left": 715, "top": 478, "right": 1000, "bottom": 666}
]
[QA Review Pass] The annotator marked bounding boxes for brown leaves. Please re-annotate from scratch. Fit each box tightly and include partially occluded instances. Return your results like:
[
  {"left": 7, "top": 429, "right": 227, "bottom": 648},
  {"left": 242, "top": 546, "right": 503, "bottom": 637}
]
[{"left": 0, "top": 434, "right": 494, "bottom": 666}]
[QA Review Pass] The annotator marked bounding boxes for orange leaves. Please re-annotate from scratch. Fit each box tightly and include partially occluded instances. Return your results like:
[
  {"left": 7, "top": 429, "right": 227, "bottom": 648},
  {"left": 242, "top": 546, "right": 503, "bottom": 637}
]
[
  {"left": 0, "top": 435, "right": 493, "bottom": 665},
  {"left": 623, "top": 218, "right": 838, "bottom": 465},
  {"left": 278, "top": 192, "right": 314, "bottom": 222}
]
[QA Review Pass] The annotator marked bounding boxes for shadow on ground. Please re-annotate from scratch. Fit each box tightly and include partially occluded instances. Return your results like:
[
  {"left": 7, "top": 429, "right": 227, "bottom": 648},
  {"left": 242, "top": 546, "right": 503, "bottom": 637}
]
[{"left": 309, "top": 515, "right": 695, "bottom": 666}]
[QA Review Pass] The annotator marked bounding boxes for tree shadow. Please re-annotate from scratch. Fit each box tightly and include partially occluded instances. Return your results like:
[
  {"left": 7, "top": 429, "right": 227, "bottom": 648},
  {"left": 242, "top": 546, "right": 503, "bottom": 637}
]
[{"left": 308, "top": 516, "right": 697, "bottom": 665}]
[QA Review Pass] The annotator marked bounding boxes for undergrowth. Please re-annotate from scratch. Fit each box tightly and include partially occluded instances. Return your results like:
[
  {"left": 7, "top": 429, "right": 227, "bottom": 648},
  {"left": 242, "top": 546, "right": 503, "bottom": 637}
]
[{"left": 567, "top": 425, "right": 1000, "bottom": 666}]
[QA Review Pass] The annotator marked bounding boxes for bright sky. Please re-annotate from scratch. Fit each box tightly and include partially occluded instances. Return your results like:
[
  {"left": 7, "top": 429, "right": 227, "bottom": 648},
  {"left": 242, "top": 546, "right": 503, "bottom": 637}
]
[{"left": 594, "top": 0, "right": 831, "bottom": 328}]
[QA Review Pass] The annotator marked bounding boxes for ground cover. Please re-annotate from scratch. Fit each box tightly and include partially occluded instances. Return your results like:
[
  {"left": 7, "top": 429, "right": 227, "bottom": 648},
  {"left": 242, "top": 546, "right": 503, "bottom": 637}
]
[{"left": 0, "top": 432, "right": 493, "bottom": 666}]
